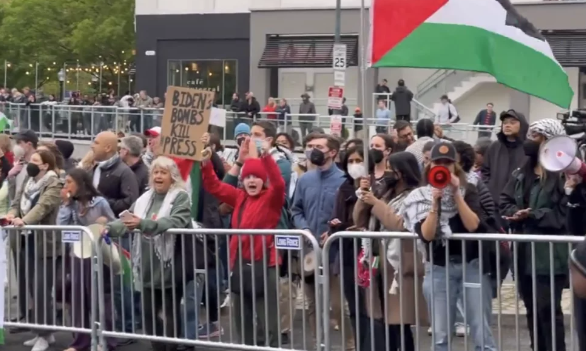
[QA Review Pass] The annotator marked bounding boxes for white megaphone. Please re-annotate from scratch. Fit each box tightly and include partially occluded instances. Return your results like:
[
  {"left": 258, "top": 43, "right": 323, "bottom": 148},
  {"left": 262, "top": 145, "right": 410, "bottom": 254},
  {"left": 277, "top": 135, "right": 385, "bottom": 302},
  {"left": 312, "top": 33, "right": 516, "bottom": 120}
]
[{"left": 539, "top": 135, "right": 586, "bottom": 177}]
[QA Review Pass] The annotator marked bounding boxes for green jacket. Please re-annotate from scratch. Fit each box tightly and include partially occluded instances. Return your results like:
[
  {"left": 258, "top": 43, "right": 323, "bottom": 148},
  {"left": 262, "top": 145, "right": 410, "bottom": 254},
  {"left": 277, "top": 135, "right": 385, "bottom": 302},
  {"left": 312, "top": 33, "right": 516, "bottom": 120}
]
[
  {"left": 499, "top": 168, "right": 568, "bottom": 276},
  {"left": 107, "top": 191, "right": 192, "bottom": 289}
]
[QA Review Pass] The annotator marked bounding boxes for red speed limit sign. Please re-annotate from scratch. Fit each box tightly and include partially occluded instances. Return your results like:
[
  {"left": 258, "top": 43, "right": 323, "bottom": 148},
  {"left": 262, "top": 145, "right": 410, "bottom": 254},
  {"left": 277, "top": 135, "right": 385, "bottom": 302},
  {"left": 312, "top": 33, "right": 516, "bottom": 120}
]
[{"left": 327, "top": 86, "right": 344, "bottom": 109}]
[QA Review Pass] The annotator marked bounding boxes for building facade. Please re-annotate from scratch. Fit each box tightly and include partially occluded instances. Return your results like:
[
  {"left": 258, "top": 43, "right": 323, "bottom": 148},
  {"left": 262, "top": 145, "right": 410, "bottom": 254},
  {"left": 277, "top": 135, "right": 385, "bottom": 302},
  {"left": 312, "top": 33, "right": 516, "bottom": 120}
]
[{"left": 135, "top": 0, "right": 586, "bottom": 122}]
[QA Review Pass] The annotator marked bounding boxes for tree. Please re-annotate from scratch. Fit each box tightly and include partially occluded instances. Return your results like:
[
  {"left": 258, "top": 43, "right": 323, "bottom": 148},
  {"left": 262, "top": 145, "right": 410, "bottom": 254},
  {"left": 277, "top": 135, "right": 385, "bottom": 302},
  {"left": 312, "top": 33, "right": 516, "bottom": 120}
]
[{"left": 0, "top": 0, "right": 134, "bottom": 92}]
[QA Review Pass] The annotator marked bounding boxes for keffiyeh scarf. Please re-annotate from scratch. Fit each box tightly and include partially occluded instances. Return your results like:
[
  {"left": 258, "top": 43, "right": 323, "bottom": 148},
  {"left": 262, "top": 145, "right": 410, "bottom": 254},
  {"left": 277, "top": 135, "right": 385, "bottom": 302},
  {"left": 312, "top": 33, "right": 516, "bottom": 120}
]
[
  {"left": 20, "top": 170, "right": 58, "bottom": 216},
  {"left": 399, "top": 185, "right": 466, "bottom": 240},
  {"left": 131, "top": 188, "right": 185, "bottom": 285}
]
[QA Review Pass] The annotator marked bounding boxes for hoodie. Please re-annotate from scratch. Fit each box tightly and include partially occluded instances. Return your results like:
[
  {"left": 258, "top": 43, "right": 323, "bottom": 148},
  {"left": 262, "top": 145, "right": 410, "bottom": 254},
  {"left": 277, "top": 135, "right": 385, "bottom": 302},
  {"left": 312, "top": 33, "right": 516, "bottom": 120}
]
[
  {"left": 481, "top": 110, "right": 529, "bottom": 205},
  {"left": 391, "top": 86, "right": 414, "bottom": 116}
]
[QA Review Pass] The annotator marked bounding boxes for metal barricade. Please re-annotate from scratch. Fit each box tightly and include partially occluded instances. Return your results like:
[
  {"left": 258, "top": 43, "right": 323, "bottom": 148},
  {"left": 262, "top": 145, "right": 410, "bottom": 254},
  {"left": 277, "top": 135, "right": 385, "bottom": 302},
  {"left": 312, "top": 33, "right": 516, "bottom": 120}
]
[
  {"left": 322, "top": 231, "right": 584, "bottom": 351},
  {"left": 2, "top": 225, "right": 99, "bottom": 348},
  {"left": 95, "top": 228, "right": 321, "bottom": 351}
]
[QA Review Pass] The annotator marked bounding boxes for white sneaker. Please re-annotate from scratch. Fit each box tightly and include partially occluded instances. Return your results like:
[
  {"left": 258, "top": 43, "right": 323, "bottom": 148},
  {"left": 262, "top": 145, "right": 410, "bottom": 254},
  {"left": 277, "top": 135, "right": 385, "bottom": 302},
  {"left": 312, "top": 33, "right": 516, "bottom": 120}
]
[
  {"left": 427, "top": 327, "right": 432, "bottom": 335},
  {"left": 220, "top": 294, "right": 231, "bottom": 308},
  {"left": 455, "top": 324, "right": 469, "bottom": 337},
  {"left": 31, "top": 336, "right": 55, "bottom": 351}
]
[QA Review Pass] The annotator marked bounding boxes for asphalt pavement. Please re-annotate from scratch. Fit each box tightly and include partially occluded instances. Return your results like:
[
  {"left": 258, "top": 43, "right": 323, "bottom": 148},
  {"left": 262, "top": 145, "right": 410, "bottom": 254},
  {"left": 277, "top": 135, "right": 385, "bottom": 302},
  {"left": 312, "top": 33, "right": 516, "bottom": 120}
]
[{"left": 0, "top": 312, "right": 577, "bottom": 351}]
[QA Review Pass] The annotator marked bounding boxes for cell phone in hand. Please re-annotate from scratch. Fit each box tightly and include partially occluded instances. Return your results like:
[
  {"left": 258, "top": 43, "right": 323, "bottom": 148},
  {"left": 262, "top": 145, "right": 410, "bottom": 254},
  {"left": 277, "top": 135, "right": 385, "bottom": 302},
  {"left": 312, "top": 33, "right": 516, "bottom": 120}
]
[{"left": 118, "top": 210, "right": 133, "bottom": 221}]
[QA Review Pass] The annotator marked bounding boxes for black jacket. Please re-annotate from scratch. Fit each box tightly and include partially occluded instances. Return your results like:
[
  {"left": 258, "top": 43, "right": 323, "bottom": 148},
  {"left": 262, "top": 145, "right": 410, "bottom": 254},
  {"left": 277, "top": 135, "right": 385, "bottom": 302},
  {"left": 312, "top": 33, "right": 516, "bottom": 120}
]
[
  {"left": 481, "top": 112, "right": 529, "bottom": 205},
  {"left": 244, "top": 97, "right": 260, "bottom": 117},
  {"left": 567, "top": 183, "right": 586, "bottom": 236},
  {"left": 129, "top": 158, "right": 149, "bottom": 195},
  {"left": 329, "top": 177, "right": 359, "bottom": 267},
  {"left": 391, "top": 86, "right": 414, "bottom": 116},
  {"left": 473, "top": 109, "right": 497, "bottom": 126},
  {"left": 91, "top": 158, "right": 139, "bottom": 215}
]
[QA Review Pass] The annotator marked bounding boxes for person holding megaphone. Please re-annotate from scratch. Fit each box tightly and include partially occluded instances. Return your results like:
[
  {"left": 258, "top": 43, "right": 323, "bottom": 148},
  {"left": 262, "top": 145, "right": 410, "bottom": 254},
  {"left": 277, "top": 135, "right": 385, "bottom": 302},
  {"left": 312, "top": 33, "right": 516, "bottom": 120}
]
[
  {"left": 499, "top": 118, "right": 569, "bottom": 351},
  {"left": 402, "top": 142, "right": 497, "bottom": 351}
]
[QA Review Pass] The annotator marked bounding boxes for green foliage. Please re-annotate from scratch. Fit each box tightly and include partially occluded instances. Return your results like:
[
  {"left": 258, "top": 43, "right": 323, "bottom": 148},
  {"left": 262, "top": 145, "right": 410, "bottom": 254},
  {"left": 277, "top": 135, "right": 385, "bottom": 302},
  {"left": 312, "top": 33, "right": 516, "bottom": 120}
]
[{"left": 0, "top": 0, "right": 135, "bottom": 93}]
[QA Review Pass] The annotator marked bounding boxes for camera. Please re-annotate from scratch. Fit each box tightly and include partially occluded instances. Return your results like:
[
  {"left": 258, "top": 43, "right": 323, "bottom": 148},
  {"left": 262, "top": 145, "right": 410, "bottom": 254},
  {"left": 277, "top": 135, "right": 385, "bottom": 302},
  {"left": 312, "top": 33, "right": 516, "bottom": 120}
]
[{"left": 558, "top": 110, "right": 586, "bottom": 160}]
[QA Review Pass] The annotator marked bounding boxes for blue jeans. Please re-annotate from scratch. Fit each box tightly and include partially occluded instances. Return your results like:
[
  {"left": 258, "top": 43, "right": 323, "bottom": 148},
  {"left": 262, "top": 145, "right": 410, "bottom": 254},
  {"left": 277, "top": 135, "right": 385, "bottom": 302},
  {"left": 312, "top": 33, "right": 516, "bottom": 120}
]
[
  {"left": 182, "top": 275, "right": 204, "bottom": 340},
  {"left": 114, "top": 235, "right": 141, "bottom": 332},
  {"left": 423, "top": 259, "right": 496, "bottom": 351}
]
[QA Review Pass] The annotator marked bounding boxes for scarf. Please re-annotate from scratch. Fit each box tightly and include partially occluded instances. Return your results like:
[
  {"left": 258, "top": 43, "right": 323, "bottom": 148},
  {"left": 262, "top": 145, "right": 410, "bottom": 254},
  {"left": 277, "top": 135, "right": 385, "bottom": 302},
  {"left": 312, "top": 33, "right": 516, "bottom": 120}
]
[
  {"left": 130, "top": 188, "right": 185, "bottom": 285},
  {"left": 399, "top": 184, "right": 465, "bottom": 240},
  {"left": 92, "top": 154, "right": 120, "bottom": 188},
  {"left": 20, "top": 170, "right": 58, "bottom": 216}
]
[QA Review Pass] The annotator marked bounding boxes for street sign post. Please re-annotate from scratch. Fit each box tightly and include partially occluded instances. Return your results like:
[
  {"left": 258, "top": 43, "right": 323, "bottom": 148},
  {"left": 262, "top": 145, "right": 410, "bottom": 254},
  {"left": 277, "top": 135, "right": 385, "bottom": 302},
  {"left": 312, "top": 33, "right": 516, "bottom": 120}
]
[
  {"left": 333, "top": 44, "right": 347, "bottom": 70},
  {"left": 327, "top": 86, "right": 344, "bottom": 109}
]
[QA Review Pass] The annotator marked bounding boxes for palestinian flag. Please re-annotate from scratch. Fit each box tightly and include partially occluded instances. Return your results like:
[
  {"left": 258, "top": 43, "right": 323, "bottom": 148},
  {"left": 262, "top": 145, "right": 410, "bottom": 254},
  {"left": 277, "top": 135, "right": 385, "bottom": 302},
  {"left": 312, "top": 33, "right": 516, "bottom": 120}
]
[
  {"left": 173, "top": 157, "right": 202, "bottom": 219},
  {"left": 114, "top": 243, "right": 132, "bottom": 286},
  {"left": 369, "top": 0, "right": 573, "bottom": 108}
]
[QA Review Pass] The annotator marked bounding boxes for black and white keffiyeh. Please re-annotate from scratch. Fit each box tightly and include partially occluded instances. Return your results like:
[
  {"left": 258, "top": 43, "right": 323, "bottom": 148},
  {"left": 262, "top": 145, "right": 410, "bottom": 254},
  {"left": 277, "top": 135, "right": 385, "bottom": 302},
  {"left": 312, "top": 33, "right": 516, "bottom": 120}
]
[
  {"left": 20, "top": 170, "right": 58, "bottom": 216},
  {"left": 399, "top": 185, "right": 465, "bottom": 239},
  {"left": 528, "top": 118, "right": 566, "bottom": 140}
]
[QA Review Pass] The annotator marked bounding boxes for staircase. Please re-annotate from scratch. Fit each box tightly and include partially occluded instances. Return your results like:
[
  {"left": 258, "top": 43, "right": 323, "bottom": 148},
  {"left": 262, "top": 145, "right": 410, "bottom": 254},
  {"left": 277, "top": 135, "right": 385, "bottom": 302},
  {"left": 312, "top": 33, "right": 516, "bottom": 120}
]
[{"left": 416, "top": 70, "right": 497, "bottom": 114}]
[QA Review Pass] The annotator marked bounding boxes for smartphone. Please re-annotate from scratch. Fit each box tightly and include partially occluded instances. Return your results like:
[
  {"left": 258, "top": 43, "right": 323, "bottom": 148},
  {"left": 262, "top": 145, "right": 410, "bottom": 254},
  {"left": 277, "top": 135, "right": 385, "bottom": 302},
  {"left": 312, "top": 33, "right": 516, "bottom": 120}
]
[{"left": 118, "top": 210, "right": 133, "bottom": 220}]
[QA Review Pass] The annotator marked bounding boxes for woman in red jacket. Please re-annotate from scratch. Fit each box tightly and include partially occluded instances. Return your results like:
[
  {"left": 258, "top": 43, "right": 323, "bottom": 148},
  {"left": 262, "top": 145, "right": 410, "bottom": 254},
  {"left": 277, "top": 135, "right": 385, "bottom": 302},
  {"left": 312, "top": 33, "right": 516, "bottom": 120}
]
[{"left": 201, "top": 137, "right": 285, "bottom": 347}]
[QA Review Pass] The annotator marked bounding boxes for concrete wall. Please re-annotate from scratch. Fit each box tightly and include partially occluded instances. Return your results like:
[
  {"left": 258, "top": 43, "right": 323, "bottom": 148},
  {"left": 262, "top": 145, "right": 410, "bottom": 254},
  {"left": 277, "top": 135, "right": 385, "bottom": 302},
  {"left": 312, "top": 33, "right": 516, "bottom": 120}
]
[{"left": 453, "top": 67, "right": 580, "bottom": 124}]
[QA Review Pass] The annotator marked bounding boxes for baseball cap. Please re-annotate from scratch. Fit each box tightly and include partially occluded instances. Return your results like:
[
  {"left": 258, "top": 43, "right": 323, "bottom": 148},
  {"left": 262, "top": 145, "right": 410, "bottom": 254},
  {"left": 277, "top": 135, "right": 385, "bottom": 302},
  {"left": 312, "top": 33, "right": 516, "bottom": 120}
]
[
  {"left": 500, "top": 109, "right": 522, "bottom": 122},
  {"left": 144, "top": 126, "right": 161, "bottom": 137},
  {"left": 14, "top": 129, "right": 38, "bottom": 146},
  {"left": 430, "top": 142, "right": 457, "bottom": 163}
]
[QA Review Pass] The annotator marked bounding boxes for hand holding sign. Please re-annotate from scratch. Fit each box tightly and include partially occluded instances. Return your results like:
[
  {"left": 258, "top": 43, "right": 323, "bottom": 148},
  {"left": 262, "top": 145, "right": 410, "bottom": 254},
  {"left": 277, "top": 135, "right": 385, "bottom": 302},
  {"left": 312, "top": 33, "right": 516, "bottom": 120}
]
[{"left": 159, "top": 87, "right": 214, "bottom": 161}]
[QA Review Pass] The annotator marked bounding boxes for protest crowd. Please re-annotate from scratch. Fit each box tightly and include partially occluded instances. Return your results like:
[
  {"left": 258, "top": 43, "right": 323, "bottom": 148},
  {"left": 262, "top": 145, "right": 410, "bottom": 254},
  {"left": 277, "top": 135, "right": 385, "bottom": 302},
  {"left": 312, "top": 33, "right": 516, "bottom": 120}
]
[{"left": 0, "top": 94, "right": 586, "bottom": 351}]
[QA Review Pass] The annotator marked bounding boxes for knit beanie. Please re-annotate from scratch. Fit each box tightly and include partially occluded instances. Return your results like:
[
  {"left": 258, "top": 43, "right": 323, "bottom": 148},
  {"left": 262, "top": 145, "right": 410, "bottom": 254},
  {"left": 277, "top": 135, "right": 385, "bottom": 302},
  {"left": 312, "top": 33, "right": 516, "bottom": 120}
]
[
  {"left": 55, "top": 140, "right": 74, "bottom": 159},
  {"left": 241, "top": 158, "right": 268, "bottom": 182},
  {"left": 234, "top": 123, "right": 251, "bottom": 138}
]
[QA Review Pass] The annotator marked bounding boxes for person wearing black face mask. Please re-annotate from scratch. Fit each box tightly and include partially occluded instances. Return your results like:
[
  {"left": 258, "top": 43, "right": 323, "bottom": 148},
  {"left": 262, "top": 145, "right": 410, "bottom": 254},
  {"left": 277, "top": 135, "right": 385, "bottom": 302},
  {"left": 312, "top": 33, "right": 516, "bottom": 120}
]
[
  {"left": 499, "top": 119, "right": 569, "bottom": 351},
  {"left": 4, "top": 149, "right": 62, "bottom": 350},
  {"left": 369, "top": 134, "right": 394, "bottom": 197},
  {"left": 291, "top": 134, "right": 351, "bottom": 347}
]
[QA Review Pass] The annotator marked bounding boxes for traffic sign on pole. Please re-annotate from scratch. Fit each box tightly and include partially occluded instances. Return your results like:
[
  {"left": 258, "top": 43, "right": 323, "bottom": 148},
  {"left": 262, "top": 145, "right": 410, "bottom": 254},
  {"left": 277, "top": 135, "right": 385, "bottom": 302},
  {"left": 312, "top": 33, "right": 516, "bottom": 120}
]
[{"left": 333, "top": 44, "right": 347, "bottom": 71}]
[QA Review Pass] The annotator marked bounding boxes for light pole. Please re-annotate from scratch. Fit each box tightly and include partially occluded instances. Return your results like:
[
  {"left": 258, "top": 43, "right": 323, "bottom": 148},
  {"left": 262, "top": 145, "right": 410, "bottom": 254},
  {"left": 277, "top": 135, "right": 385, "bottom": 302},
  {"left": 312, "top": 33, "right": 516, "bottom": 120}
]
[{"left": 57, "top": 69, "right": 65, "bottom": 101}]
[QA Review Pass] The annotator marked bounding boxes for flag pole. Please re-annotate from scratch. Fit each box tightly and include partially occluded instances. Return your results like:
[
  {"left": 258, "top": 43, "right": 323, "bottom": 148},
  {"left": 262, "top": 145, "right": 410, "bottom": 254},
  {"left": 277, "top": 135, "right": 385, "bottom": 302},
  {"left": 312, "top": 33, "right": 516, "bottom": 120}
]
[{"left": 360, "top": 0, "right": 369, "bottom": 171}]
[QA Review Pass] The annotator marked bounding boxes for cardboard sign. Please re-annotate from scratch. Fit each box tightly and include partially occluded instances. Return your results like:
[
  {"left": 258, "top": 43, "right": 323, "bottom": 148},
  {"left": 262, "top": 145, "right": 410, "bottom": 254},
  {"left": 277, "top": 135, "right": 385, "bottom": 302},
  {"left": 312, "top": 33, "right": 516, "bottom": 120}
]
[{"left": 159, "top": 87, "right": 214, "bottom": 161}]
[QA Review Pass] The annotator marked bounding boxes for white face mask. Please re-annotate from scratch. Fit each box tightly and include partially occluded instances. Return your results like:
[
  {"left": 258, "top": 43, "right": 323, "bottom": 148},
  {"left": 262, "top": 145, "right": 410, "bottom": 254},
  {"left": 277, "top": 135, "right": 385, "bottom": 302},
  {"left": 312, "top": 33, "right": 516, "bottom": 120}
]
[
  {"left": 347, "top": 163, "right": 367, "bottom": 180},
  {"left": 565, "top": 187, "right": 574, "bottom": 196}
]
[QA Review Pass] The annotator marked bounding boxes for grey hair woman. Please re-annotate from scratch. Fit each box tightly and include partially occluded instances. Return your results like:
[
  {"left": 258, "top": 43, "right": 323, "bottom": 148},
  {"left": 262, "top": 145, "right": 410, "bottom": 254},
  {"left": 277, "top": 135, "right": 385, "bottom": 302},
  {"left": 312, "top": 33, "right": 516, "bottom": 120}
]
[{"left": 104, "top": 156, "right": 210, "bottom": 351}]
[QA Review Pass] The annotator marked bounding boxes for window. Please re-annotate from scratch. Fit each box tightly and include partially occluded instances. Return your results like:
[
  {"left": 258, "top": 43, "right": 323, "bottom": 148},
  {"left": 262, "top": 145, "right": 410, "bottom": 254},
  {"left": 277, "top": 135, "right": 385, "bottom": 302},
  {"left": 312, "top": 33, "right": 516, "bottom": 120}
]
[{"left": 167, "top": 59, "right": 238, "bottom": 108}]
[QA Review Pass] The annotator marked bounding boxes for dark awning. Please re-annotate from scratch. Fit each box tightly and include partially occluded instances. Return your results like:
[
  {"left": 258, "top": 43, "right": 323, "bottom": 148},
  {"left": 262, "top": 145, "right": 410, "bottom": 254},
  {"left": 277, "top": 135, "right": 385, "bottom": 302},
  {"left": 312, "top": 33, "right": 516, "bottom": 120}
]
[
  {"left": 258, "top": 35, "right": 359, "bottom": 68},
  {"left": 544, "top": 30, "right": 586, "bottom": 67}
]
